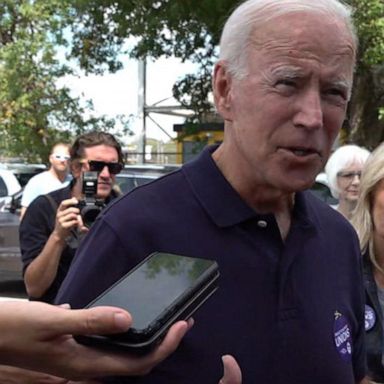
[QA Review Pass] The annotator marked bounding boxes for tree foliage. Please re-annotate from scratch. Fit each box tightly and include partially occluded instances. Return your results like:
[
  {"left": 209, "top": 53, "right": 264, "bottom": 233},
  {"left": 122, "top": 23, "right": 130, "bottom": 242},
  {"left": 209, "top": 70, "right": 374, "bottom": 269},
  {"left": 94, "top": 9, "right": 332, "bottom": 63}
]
[
  {"left": 0, "top": 0, "right": 132, "bottom": 162},
  {"left": 68, "top": 0, "right": 236, "bottom": 120},
  {"left": 346, "top": 0, "right": 384, "bottom": 148},
  {"left": 0, "top": 0, "right": 70, "bottom": 161},
  {"left": 68, "top": 0, "right": 384, "bottom": 148}
]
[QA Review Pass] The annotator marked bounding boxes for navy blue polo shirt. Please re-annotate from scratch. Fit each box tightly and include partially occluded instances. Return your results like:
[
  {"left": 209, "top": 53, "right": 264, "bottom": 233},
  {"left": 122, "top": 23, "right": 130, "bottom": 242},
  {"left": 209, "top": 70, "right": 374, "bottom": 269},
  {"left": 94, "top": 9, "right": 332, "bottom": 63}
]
[{"left": 56, "top": 146, "right": 365, "bottom": 383}]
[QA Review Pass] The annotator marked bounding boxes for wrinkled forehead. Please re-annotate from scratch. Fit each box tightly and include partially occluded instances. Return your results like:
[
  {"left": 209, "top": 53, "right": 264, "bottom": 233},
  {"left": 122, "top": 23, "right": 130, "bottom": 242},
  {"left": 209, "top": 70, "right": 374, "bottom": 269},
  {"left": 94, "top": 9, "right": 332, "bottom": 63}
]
[
  {"left": 244, "top": 12, "right": 356, "bottom": 86},
  {"left": 250, "top": 12, "right": 356, "bottom": 64}
]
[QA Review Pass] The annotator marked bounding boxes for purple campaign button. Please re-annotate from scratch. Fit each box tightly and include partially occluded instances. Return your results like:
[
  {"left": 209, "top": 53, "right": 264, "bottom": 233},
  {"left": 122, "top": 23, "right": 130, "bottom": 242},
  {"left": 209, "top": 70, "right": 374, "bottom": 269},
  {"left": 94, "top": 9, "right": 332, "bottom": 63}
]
[
  {"left": 333, "top": 312, "right": 352, "bottom": 362},
  {"left": 365, "top": 305, "right": 376, "bottom": 331}
]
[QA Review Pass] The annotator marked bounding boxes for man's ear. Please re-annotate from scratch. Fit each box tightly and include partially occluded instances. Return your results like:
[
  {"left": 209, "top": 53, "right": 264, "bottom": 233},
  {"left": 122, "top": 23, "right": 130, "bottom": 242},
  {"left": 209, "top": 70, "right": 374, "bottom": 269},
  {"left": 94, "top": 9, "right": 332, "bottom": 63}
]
[
  {"left": 71, "top": 161, "right": 82, "bottom": 179},
  {"left": 212, "top": 62, "right": 233, "bottom": 121}
]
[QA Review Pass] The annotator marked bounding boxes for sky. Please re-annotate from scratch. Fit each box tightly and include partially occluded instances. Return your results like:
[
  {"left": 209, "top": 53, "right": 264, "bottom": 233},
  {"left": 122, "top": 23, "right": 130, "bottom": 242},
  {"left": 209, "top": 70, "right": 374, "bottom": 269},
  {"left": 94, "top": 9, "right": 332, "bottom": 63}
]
[{"left": 62, "top": 57, "right": 198, "bottom": 143}]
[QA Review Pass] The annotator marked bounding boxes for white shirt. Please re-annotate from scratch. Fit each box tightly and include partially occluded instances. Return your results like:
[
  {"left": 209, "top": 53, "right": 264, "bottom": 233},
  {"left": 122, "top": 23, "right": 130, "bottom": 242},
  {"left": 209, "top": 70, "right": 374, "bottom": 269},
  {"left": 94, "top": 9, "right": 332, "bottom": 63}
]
[{"left": 21, "top": 171, "right": 72, "bottom": 207}]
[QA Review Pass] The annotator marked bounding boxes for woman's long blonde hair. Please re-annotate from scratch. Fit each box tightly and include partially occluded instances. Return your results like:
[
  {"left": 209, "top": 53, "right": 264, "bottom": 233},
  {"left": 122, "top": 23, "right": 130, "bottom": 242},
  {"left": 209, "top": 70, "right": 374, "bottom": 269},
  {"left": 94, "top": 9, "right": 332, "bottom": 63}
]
[{"left": 351, "top": 143, "right": 384, "bottom": 271}]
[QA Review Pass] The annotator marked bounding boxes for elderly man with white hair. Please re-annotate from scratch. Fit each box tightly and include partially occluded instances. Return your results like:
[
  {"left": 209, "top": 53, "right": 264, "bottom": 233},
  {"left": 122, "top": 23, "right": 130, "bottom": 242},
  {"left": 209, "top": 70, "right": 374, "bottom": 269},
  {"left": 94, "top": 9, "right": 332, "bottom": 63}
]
[{"left": 56, "top": 0, "right": 367, "bottom": 383}]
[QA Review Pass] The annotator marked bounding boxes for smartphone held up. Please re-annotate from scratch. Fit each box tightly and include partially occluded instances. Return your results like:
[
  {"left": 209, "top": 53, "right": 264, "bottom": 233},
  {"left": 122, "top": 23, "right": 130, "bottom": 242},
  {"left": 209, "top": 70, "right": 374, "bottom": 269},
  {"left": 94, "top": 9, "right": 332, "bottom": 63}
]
[{"left": 75, "top": 252, "right": 220, "bottom": 354}]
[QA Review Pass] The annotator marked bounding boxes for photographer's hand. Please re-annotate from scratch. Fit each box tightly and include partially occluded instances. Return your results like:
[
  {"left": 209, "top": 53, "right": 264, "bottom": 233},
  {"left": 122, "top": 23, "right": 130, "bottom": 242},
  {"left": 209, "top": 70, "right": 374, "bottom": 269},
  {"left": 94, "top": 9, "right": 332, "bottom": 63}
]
[
  {"left": 53, "top": 197, "right": 83, "bottom": 241},
  {"left": 76, "top": 213, "right": 90, "bottom": 235}
]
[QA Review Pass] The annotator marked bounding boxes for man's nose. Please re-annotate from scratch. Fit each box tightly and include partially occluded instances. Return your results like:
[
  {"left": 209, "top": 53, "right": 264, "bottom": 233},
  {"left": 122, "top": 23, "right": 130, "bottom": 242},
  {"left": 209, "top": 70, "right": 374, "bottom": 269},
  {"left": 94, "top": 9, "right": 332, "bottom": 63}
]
[
  {"left": 293, "top": 90, "right": 323, "bottom": 130},
  {"left": 99, "top": 165, "right": 111, "bottom": 177}
]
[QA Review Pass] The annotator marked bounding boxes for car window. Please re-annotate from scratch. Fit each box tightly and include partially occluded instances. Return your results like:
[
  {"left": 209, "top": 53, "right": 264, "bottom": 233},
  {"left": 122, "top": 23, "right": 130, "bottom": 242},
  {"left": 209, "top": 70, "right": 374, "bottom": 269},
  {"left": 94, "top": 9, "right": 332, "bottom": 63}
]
[
  {"left": 116, "top": 177, "right": 137, "bottom": 194},
  {"left": 0, "top": 176, "right": 8, "bottom": 197},
  {"left": 135, "top": 176, "right": 156, "bottom": 187},
  {"left": 14, "top": 170, "right": 45, "bottom": 187},
  {"left": 115, "top": 175, "right": 158, "bottom": 194}
]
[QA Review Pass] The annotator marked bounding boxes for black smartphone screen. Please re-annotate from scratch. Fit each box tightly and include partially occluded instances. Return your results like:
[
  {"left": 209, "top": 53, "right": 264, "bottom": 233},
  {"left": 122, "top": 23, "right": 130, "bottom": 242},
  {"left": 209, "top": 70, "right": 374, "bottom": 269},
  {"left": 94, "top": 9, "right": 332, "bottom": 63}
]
[{"left": 87, "top": 252, "right": 218, "bottom": 337}]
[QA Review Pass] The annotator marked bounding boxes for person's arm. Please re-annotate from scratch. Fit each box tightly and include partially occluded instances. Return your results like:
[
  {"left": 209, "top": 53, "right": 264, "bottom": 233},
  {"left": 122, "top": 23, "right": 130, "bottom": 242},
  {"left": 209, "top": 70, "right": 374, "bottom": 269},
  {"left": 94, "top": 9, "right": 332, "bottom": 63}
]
[
  {"left": 0, "top": 301, "right": 191, "bottom": 381},
  {"left": 20, "top": 206, "right": 27, "bottom": 220},
  {"left": 23, "top": 197, "right": 84, "bottom": 299}
]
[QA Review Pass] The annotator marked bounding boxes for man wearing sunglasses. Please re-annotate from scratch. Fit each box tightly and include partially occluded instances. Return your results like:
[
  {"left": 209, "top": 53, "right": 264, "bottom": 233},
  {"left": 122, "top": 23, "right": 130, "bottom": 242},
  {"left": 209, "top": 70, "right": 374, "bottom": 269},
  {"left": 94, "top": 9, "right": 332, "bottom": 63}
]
[
  {"left": 19, "top": 131, "right": 124, "bottom": 304},
  {"left": 20, "top": 142, "right": 72, "bottom": 219}
]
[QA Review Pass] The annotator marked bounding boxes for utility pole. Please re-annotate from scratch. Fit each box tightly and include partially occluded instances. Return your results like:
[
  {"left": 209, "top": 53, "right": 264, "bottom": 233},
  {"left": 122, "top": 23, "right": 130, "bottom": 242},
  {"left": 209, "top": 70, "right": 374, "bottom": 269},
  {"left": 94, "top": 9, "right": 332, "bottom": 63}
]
[
  {"left": 138, "top": 59, "right": 147, "bottom": 163},
  {"left": 137, "top": 59, "right": 194, "bottom": 164}
]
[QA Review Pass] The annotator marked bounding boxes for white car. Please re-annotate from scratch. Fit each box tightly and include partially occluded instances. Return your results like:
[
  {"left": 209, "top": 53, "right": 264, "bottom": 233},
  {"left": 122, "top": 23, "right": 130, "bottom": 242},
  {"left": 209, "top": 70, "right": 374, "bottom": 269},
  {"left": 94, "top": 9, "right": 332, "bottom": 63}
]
[{"left": 0, "top": 170, "right": 22, "bottom": 210}]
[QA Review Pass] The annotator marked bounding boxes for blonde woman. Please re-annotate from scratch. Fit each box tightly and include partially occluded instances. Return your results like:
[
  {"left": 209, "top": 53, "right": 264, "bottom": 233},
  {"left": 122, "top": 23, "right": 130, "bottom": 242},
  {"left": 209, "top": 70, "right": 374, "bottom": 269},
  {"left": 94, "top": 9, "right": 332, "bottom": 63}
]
[{"left": 351, "top": 143, "right": 384, "bottom": 383}]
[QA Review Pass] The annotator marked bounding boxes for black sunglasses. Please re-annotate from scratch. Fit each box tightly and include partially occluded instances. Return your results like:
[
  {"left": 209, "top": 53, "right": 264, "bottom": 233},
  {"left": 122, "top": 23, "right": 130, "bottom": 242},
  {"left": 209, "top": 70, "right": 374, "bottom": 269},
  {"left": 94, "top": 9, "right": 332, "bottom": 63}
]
[{"left": 88, "top": 160, "right": 123, "bottom": 175}]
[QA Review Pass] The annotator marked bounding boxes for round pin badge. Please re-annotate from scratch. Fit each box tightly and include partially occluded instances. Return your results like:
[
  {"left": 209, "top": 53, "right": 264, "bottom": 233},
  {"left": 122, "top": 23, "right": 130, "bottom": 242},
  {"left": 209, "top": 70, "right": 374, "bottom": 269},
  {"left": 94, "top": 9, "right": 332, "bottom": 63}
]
[
  {"left": 364, "top": 305, "right": 376, "bottom": 331},
  {"left": 333, "top": 311, "right": 352, "bottom": 362}
]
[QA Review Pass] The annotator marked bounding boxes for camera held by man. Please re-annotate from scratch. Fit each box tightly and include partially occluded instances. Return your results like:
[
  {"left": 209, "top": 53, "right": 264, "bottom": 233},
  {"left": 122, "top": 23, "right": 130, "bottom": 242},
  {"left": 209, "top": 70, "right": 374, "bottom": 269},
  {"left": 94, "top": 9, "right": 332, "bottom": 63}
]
[
  {"left": 76, "top": 171, "right": 106, "bottom": 228},
  {"left": 20, "top": 131, "right": 124, "bottom": 303}
]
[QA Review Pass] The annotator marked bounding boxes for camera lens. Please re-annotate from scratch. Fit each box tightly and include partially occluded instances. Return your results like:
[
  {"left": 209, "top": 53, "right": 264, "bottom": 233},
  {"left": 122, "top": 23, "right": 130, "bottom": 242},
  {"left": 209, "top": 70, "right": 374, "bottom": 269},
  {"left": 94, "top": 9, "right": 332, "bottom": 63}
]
[{"left": 81, "top": 205, "right": 103, "bottom": 228}]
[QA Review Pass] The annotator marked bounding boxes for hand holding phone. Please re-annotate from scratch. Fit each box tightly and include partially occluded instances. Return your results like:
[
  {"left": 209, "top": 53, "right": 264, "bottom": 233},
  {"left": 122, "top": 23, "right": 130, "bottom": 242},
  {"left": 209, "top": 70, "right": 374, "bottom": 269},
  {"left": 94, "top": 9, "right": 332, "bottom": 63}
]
[{"left": 75, "top": 252, "right": 219, "bottom": 354}]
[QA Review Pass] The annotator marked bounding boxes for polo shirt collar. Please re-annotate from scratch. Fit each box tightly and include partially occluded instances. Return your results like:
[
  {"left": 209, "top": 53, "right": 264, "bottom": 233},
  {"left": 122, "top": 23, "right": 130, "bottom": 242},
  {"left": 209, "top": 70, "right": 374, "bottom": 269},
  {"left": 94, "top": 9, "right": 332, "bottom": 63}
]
[
  {"left": 182, "top": 145, "right": 317, "bottom": 230},
  {"left": 182, "top": 145, "right": 255, "bottom": 227}
]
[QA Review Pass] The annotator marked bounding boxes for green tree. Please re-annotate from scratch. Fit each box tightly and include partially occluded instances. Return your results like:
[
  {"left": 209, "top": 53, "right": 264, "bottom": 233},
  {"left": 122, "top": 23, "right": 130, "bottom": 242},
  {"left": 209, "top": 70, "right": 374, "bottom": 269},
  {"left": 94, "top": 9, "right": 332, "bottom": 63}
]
[
  {"left": 346, "top": 0, "right": 384, "bottom": 148},
  {"left": 0, "top": 0, "right": 132, "bottom": 162},
  {"left": 68, "top": 0, "right": 235, "bottom": 121},
  {"left": 68, "top": 0, "right": 384, "bottom": 147}
]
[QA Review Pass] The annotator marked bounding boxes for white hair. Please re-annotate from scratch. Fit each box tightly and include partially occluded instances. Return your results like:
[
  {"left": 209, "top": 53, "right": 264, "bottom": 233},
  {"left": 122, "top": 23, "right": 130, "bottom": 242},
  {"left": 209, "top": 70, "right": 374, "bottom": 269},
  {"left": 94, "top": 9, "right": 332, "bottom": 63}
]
[
  {"left": 219, "top": 0, "right": 357, "bottom": 80},
  {"left": 325, "top": 144, "right": 371, "bottom": 199}
]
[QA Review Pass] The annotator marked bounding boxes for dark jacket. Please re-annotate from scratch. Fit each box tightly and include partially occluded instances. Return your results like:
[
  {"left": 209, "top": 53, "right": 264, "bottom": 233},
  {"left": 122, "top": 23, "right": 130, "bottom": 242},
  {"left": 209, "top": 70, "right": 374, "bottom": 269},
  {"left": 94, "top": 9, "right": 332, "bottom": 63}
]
[{"left": 363, "top": 252, "right": 384, "bottom": 381}]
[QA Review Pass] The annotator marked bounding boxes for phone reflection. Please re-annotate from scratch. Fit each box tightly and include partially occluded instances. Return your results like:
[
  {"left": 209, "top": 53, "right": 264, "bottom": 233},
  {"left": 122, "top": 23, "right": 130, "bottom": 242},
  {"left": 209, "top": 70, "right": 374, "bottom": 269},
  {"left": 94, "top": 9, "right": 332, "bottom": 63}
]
[
  {"left": 89, "top": 253, "right": 217, "bottom": 332},
  {"left": 144, "top": 252, "right": 214, "bottom": 281}
]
